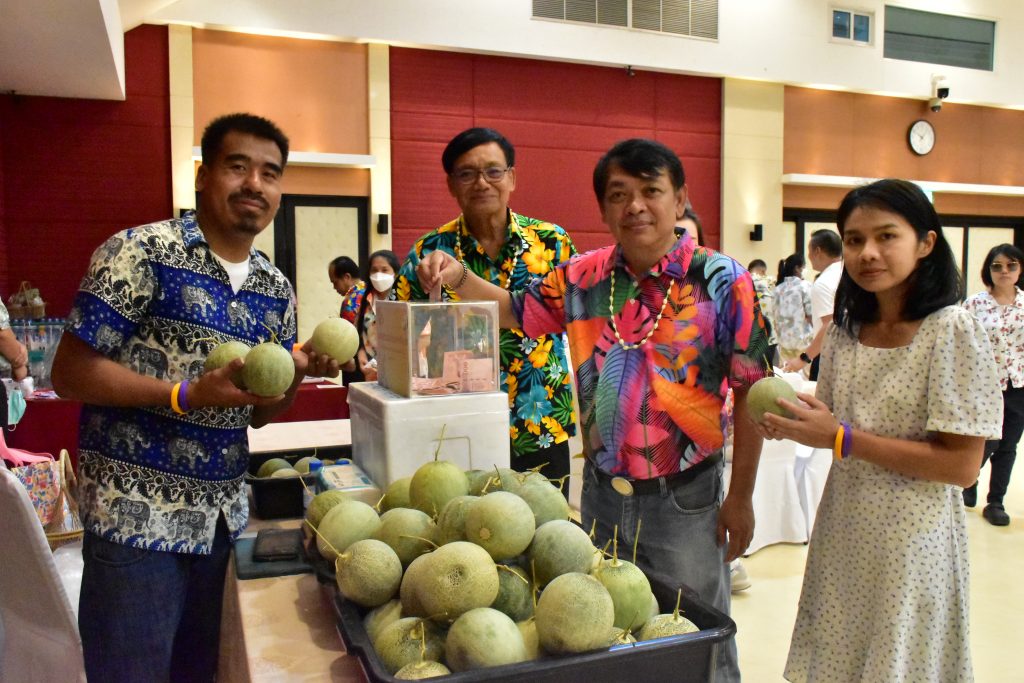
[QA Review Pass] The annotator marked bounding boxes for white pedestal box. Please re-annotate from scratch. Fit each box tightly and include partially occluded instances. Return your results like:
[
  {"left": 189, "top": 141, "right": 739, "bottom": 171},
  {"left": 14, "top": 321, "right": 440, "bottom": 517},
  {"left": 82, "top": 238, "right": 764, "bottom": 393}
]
[{"left": 347, "top": 381, "right": 511, "bottom": 487}]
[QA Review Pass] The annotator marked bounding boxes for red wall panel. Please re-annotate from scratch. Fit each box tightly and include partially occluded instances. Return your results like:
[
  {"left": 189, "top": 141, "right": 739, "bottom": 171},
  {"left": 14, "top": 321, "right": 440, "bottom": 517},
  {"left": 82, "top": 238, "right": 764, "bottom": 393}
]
[
  {"left": 390, "top": 47, "right": 722, "bottom": 259},
  {"left": 0, "top": 24, "right": 172, "bottom": 315}
]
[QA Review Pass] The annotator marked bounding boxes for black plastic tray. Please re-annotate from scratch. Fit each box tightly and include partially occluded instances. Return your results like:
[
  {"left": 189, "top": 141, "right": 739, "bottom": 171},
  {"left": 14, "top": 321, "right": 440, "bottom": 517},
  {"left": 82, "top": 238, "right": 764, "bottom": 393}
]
[
  {"left": 246, "top": 451, "right": 320, "bottom": 520},
  {"left": 330, "top": 575, "right": 735, "bottom": 682}
]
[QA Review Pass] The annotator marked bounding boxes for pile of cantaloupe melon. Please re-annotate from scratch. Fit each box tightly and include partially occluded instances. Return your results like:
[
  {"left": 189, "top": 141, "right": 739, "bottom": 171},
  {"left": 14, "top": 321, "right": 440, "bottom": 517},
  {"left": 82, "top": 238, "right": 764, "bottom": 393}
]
[{"left": 304, "top": 458, "right": 701, "bottom": 679}]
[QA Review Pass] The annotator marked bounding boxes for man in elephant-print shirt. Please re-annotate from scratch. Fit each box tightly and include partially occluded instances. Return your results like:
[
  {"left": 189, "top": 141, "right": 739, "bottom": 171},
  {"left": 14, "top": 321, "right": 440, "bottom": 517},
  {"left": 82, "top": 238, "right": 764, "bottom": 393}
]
[
  {"left": 63, "top": 209, "right": 297, "bottom": 554},
  {"left": 53, "top": 114, "right": 341, "bottom": 683}
]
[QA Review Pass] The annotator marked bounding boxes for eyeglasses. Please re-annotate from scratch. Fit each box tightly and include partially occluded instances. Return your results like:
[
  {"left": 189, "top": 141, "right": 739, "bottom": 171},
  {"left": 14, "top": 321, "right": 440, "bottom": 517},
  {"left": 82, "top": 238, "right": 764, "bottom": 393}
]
[
  {"left": 990, "top": 262, "right": 1021, "bottom": 273},
  {"left": 450, "top": 166, "right": 510, "bottom": 185}
]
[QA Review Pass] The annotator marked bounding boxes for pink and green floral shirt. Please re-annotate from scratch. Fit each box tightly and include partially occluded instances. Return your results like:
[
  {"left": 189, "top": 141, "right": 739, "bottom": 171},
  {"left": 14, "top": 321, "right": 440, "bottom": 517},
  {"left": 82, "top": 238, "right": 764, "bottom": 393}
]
[{"left": 511, "top": 232, "right": 770, "bottom": 479}]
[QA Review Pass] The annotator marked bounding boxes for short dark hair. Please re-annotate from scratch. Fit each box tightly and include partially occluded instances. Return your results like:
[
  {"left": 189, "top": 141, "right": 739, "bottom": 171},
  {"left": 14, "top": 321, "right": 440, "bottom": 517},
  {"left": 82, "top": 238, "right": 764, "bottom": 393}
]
[
  {"left": 747, "top": 259, "right": 767, "bottom": 272},
  {"left": 809, "top": 229, "right": 842, "bottom": 258},
  {"left": 593, "top": 139, "right": 685, "bottom": 203},
  {"left": 833, "top": 179, "right": 963, "bottom": 335},
  {"left": 329, "top": 256, "right": 359, "bottom": 279},
  {"left": 980, "top": 243, "right": 1024, "bottom": 289},
  {"left": 201, "top": 113, "right": 289, "bottom": 167},
  {"left": 777, "top": 253, "right": 805, "bottom": 283},
  {"left": 441, "top": 128, "right": 515, "bottom": 174}
]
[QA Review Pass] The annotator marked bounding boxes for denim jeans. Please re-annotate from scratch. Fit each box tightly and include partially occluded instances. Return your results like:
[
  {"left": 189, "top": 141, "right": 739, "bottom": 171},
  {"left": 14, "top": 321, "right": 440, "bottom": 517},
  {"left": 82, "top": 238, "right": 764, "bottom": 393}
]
[
  {"left": 582, "top": 459, "right": 738, "bottom": 683},
  {"left": 79, "top": 516, "right": 231, "bottom": 683}
]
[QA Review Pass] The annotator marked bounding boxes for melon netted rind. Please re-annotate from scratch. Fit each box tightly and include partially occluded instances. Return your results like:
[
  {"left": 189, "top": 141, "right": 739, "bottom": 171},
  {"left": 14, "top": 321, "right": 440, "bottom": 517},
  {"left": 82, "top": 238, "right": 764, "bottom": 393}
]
[
  {"left": 527, "top": 519, "right": 596, "bottom": 586},
  {"left": 293, "top": 456, "right": 321, "bottom": 474},
  {"left": 408, "top": 460, "right": 470, "bottom": 516},
  {"left": 746, "top": 375, "right": 798, "bottom": 423},
  {"left": 374, "top": 507, "right": 437, "bottom": 567},
  {"left": 372, "top": 617, "right": 445, "bottom": 676},
  {"left": 414, "top": 541, "right": 499, "bottom": 623},
  {"left": 444, "top": 607, "right": 529, "bottom": 672},
  {"left": 305, "top": 489, "right": 350, "bottom": 530},
  {"left": 399, "top": 553, "right": 432, "bottom": 618},
  {"left": 204, "top": 340, "right": 250, "bottom": 388},
  {"left": 637, "top": 612, "right": 700, "bottom": 641},
  {"left": 335, "top": 538, "right": 403, "bottom": 607},
  {"left": 517, "top": 618, "right": 543, "bottom": 661},
  {"left": 534, "top": 572, "right": 615, "bottom": 654},
  {"left": 516, "top": 477, "right": 570, "bottom": 527},
  {"left": 591, "top": 558, "right": 653, "bottom": 631},
  {"left": 256, "top": 457, "right": 293, "bottom": 478},
  {"left": 241, "top": 342, "right": 295, "bottom": 397},
  {"left": 311, "top": 317, "right": 360, "bottom": 365},
  {"left": 464, "top": 491, "right": 536, "bottom": 560},
  {"left": 436, "top": 495, "right": 478, "bottom": 545},
  {"left": 381, "top": 477, "right": 412, "bottom": 512},
  {"left": 491, "top": 563, "right": 534, "bottom": 622},
  {"left": 394, "top": 660, "right": 452, "bottom": 680},
  {"left": 363, "top": 599, "right": 403, "bottom": 645},
  {"left": 316, "top": 499, "right": 382, "bottom": 561}
]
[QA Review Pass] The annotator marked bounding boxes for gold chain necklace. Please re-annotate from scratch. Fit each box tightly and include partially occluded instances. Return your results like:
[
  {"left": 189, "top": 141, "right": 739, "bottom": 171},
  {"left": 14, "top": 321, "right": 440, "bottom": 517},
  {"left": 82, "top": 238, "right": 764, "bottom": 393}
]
[
  {"left": 609, "top": 271, "right": 673, "bottom": 350},
  {"left": 454, "top": 214, "right": 524, "bottom": 291}
]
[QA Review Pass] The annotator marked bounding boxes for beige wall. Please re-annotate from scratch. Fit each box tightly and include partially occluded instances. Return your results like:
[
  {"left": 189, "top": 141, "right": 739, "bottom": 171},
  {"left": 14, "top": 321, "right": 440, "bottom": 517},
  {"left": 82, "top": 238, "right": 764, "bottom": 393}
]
[{"left": 720, "top": 79, "right": 790, "bottom": 272}]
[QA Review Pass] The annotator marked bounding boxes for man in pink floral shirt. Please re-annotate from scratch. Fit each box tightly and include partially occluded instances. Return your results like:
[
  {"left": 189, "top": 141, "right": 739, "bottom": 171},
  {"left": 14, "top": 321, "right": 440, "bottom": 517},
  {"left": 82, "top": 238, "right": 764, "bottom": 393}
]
[{"left": 417, "top": 139, "right": 769, "bottom": 682}]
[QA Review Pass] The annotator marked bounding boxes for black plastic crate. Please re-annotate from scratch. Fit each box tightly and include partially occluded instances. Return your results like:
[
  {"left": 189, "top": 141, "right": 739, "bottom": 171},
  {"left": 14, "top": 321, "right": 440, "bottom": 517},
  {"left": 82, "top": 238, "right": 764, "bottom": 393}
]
[
  {"left": 246, "top": 451, "right": 321, "bottom": 519},
  {"left": 330, "top": 574, "right": 735, "bottom": 682}
]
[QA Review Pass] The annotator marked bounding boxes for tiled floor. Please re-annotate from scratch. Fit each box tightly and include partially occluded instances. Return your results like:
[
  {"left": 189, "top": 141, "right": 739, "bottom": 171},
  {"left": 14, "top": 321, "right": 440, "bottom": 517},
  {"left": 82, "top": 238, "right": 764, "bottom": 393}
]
[{"left": 731, "top": 464, "right": 1023, "bottom": 681}]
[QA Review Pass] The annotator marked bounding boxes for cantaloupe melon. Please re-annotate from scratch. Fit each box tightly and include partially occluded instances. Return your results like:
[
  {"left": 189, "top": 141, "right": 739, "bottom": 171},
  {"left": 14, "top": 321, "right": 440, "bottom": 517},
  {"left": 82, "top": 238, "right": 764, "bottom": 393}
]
[
  {"left": 241, "top": 342, "right": 295, "bottom": 397},
  {"left": 374, "top": 508, "right": 437, "bottom": 567},
  {"left": 310, "top": 317, "right": 360, "bottom": 365},
  {"left": 527, "top": 520, "right": 595, "bottom": 586},
  {"left": 256, "top": 457, "right": 292, "bottom": 478},
  {"left": 316, "top": 499, "right": 381, "bottom": 560},
  {"left": 363, "top": 599, "right": 403, "bottom": 645},
  {"left": 409, "top": 460, "right": 469, "bottom": 516},
  {"left": 204, "top": 340, "right": 250, "bottom": 388},
  {"left": 445, "top": 607, "right": 529, "bottom": 672},
  {"left": 747, "top": 375, "right": 798, "bottom": 422},
  {"left": 464, "top": 491, "right": 535, "bottom": 560},
  {"left": 373, "top": 618, "right": 445, "bottom": 676},
  {"left": 381, "top": 477, "right": 412, "bottom": 511},
  {"left": 335, "top": 539, "right": 403, "bottom": 607},
  {"left": 414, "top": 541, "right": 499, "bottom": 622},
  {"left": 394, "top": 660, "right": 451, "bottom": 679},
  {"left": 534, "top": 572, "right": 615, "bottom": 654}
]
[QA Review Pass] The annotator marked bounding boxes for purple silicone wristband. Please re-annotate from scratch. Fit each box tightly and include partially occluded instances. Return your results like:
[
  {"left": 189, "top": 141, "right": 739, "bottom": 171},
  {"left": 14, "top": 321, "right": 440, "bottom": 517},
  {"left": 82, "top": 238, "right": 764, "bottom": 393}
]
[
  {"left": 178, "top": 379, "right": 191, "bottom": 412},
  {"left": 841, "top": 421, "right": 853, "bottom": 460}
]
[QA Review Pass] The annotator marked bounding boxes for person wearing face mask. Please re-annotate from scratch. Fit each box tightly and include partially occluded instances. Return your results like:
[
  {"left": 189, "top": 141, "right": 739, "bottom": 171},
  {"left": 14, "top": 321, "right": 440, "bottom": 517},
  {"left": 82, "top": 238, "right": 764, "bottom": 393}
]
[{"left": 352, "top": 250, "right": 399, "bottom": 382}]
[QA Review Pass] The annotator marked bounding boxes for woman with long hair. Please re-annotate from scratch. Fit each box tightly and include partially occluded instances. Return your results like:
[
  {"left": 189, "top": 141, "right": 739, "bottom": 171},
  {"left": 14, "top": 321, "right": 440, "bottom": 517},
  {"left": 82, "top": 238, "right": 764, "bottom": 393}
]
[
  {"left": 758, "top": 179, "right": 1002, "bottom": 682},
  {"left": 772, "top": 253, "right": 813, "bottom": 368},
  {"left": 962, "top": 243, "right": 1024, "bottom": 525}
]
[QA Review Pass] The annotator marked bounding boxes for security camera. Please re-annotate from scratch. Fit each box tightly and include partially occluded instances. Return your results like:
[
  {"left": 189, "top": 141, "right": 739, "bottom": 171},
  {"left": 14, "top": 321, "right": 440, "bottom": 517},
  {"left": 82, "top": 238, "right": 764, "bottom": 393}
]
[
  {"left": 936, "top": 86, "right": 950, "bottom": 100},
  {"left": 929, "top": 97, "right": 943, "bottom": 112}
]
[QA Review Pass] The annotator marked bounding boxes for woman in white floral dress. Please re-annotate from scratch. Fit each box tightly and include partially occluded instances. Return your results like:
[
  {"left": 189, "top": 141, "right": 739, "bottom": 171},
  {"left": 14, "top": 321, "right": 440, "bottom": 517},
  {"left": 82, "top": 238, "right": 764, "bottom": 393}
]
[
  {"left": 962, "top": 243, "right": 1024, "bottom": 526},
  {"left": 773, "top": 253, "right": 814, "bottom": 367},
  {"left": 757, "top": 179, "right": 1003, "bottom": 682}
]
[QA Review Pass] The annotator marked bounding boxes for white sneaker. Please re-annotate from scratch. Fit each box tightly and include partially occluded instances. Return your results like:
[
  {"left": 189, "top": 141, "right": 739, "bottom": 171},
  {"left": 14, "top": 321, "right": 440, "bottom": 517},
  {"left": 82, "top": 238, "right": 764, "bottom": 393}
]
[{"left": 730, "top": 559, "right": 751, "bottom": 593}]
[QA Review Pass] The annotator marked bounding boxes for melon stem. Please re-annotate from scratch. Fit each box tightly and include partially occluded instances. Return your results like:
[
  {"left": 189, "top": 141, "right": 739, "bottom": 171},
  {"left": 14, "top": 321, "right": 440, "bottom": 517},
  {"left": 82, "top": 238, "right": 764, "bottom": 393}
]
[
  {"left": 673, "top": 588, "right": 682, "bottom": 620},
  {"left": 497, "top": 564, "right": 530, "bottom": 585},
  {"left": 433, "top": 424, "right": 448, "bottom": 462},
  {"left": 398, "top": 534, "right": 439, "bottom": 550},
  {"left": 303, "top": 518, "right": 341, "bottom": 557},
  {"left": 633, "top": 518, "right": 642, "bottom": 566},
  {"left": 612, "top": 524, "right": 619, "bottom": 564}
]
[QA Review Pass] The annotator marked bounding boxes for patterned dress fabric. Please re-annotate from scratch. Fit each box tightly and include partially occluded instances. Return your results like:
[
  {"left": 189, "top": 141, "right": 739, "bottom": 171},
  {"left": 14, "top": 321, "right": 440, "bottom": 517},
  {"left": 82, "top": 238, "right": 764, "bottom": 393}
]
[
  {"left": 511, "top": 232, "right": 770, "bottom": 478},
  {"left": 785, "top": 307, "right": 1002, "bottom": 682},
  {"left": 774, "top": 276, "right": 814, "bottom": 351},
  {"left": 340, "top": 280, "right": 365, "bottom": 324},
  {"left": 963, "top": 287, "right": 1024, "bottom": 390},
  {"left": 357, "top": 289, "right": 382, "bottom": 361},
  {"left": 752, "top": 272, "right": 777, "bottom": 345},
  {"left": 0, "top": 299, "right": 10, "bottom": 329},
  {"left": 394, "top": 211, "right": 577, "bottom": 458},
  {"left": 66, "top": 215, "right": 297, "bottom": 554}
]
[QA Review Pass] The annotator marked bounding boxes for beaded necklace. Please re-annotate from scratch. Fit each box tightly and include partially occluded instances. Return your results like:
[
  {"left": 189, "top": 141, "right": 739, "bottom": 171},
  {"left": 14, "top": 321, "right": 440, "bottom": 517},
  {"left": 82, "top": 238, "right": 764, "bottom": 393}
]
[
  {"left": 454, "top": 214, "right": 526, "bottom": 291},
  {"left": 609, "top": 270, "right": 673, "bottom": 350}
]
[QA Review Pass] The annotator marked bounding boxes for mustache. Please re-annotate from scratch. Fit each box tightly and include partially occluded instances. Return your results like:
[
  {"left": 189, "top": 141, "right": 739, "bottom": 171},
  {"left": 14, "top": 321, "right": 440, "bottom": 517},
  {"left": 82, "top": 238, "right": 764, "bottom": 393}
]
[{"left": 230, "top": 190, "right": 269, "bottom": 209}]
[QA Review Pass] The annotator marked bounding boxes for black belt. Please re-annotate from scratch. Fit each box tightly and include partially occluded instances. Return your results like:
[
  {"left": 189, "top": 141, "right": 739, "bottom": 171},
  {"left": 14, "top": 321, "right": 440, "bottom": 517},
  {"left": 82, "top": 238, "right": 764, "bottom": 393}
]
[{"left": 591, "top": 453, "right": 723, "bottom": 496}]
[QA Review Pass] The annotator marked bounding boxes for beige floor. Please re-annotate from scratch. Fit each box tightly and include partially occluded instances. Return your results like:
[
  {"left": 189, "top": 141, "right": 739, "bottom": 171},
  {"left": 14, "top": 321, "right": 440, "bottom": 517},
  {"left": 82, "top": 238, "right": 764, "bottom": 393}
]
[{"left": 732, "top": 463, "right": 1023, "bottom": 682}]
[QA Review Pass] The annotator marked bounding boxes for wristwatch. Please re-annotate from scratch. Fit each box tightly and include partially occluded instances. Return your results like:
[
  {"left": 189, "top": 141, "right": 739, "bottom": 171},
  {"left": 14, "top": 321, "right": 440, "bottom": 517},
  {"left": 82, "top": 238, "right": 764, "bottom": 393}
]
[{"left": 799, "top": 352, "right": 813, "bottom": 364}]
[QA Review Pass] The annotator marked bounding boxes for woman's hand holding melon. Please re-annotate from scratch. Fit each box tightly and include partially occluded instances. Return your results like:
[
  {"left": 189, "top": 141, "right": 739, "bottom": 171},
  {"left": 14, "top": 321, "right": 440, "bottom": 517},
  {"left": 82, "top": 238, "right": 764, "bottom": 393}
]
[{"left": 757, "top": 392, "right": 840, "bottom": 449}]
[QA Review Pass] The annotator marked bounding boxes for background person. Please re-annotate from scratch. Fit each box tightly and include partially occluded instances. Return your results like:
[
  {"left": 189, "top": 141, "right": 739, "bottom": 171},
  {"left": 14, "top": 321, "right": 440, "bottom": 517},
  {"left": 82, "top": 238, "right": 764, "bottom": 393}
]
[
  {"left": 773, "top": 253, "right": 814, "bottom": 368},
  {"left": 351, "top": 249, "right": 399, "bottom": 382},
  {"left": 963, "top": 243, "right": 1024, "bottom": 526},
  {"left": 747, "top": 259, "right": 776, "bottom": 365},
  {"left": 783, "top": 229, "right": 842, "bottom": 379},
  {"left": 394, "top": 127, "right": 577, "bottom": 481},
  {"left": 0, "top": 299, "right": 29, "bottom": 382},
  {"left": 329, "top": 255, "right": 363, "bottom": 323},
  {"left": 416, "top": 138, "right": 770, "bottom": 683},
  {"left": 757, "top": 179, "right": 1001, "bottom": 683},
  {"left": 51, "top": 113, "right": 339, "bottom": 683}
]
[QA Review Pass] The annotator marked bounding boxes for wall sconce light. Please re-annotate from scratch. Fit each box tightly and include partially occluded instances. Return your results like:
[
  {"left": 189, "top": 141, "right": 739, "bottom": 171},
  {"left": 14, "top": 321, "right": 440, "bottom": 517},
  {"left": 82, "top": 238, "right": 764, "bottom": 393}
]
[
  {"left": 377, "top": 214, "right": 390, "bottom": 235},
  {"left": 749, "top": 224, "right": 763, "bottom": 241}
]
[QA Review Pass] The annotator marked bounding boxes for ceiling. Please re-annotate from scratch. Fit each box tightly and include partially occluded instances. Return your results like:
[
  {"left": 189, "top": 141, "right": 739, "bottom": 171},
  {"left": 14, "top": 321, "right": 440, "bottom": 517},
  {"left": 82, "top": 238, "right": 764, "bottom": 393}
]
[{"left": 0, "top": 0, "right": 176, "bottom": 101}]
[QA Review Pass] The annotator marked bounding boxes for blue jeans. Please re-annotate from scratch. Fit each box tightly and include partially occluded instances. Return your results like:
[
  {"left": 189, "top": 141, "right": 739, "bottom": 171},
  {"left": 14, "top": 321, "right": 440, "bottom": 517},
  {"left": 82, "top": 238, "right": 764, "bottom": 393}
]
[
  {"left": 582, "top": 459, "right": 739, "bottom": 683},
  {"left": 79, "top": 516, "right": 231, "bottom": 683}
]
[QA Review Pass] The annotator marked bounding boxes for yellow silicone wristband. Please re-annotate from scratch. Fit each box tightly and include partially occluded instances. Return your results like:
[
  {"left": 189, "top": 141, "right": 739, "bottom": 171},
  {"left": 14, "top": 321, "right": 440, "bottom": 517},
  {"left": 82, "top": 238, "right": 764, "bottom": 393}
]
[
  {"left": 833, "top": 424, "right": 844, "bottom": 462},
  {"left": 170, "top": 382, "right": 186, "bottom": 415}
]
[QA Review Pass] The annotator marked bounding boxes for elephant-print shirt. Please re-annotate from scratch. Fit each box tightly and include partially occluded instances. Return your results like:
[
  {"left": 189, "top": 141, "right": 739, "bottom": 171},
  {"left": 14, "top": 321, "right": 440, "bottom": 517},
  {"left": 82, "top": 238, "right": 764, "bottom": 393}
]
[{"left": 66, "top": 214, "right": 297, "bottom": 554}]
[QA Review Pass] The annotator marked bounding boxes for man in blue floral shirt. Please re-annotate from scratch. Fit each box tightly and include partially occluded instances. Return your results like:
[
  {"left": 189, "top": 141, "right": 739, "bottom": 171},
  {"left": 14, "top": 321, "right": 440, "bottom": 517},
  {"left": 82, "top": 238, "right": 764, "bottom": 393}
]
[
  {"left": 52, "top": 114, "right": 339, "bottom": 683},
  {"left": 395, "top": 128, "right": 577, "bottom": 480}
]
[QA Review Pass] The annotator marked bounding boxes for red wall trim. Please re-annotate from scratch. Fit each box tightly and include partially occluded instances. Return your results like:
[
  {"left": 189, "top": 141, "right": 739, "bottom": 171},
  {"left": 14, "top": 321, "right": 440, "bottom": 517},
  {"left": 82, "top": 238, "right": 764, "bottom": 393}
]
[
  {"left": 389, "top": 47, "right": 722, "bottom": 258},
  {"left": 0, "top": 24, "right": 172, "bottom": 314}
]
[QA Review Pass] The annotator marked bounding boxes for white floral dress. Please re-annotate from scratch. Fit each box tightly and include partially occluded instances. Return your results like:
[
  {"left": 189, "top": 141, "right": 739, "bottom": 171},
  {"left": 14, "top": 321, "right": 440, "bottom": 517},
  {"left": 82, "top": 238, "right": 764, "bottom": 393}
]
[{"left": 785, "top": 306, "right": 1002, "bottom": 683}]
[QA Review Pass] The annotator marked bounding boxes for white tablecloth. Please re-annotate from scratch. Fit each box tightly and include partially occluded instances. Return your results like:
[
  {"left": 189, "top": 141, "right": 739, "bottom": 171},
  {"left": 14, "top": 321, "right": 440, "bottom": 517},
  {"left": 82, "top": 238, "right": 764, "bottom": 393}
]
[{"left": 724, "top": 441, "right": 832, "bottom": 555}]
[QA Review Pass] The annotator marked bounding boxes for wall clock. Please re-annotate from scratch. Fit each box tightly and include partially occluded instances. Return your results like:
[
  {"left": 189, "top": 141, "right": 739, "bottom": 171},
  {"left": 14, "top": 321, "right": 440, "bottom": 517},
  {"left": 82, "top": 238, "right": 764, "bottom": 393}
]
[{"left": 908, "top": 119, "right": 935, "bottom": 155}]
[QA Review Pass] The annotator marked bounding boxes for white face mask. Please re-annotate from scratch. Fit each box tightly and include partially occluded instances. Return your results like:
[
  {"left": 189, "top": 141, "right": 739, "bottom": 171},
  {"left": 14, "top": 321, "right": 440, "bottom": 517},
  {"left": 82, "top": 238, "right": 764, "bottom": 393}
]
[{"left": 369, "top": 272, "right": 395, "bottom": 293}]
